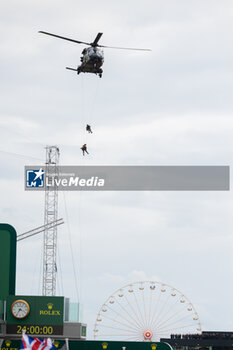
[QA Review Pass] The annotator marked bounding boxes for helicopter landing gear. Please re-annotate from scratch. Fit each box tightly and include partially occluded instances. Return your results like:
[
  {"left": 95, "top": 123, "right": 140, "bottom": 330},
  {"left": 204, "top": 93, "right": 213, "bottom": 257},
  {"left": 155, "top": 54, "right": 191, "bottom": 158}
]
[
  {"left": 98, "top": 68, "right": 103, "bottom": 78},
  {"left": 77, "top": 68, "right": 81, "bottom": 75}
]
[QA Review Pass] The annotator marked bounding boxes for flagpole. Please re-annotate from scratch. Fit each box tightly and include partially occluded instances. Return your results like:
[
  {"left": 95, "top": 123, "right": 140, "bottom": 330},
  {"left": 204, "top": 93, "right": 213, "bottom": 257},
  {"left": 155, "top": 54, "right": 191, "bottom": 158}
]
[{"left": 65, "top": 338, "right": 69, "bottom": 350}]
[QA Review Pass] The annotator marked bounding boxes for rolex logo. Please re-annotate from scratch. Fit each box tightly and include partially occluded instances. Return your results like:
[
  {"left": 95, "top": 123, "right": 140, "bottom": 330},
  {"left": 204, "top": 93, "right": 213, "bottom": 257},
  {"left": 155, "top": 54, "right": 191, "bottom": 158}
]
[
  {"left": 40, "top": 303, "right": 60, "bottom": 315},
  {"left": 5, "top": 340, "right": 11, "bottom": 347},
  {"left": 47, "top": 303, "right": 53, "bottom": 310}
]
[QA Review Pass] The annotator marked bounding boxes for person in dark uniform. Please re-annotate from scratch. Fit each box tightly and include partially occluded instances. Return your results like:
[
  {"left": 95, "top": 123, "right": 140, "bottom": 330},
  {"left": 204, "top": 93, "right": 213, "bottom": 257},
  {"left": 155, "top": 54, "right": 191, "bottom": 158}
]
[
  {"left": 86, "top": 124, "right": 93, "bottom": 133},
  {"left": 81, "top": 144, "right": 89, "bottom": 156}
]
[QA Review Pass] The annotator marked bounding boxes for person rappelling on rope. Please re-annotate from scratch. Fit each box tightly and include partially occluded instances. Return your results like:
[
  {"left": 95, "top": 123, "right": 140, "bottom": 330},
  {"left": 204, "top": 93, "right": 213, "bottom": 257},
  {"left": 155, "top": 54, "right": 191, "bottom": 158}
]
[
  {"left": 86, "top": 124, "right": 93, "bottom": 133},
  {"left": 81, "top": 144, "right": 89, "bottom": 156}
]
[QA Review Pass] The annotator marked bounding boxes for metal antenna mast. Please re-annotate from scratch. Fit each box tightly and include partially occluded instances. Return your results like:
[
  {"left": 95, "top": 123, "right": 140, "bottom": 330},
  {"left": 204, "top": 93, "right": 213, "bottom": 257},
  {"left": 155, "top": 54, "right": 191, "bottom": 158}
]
[{"left": 42, "top": 145, "right": 60, "bottom": 296}]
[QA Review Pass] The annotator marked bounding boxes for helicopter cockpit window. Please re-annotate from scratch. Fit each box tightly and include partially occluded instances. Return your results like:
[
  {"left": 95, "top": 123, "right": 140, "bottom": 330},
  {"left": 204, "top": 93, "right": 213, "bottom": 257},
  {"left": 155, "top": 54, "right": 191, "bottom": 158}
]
[
  {"left": 97, "top": 49, "right": 104, "bottom": 58},
  {"left": 89, "top": 47, "right": 96, "bottom": 56}
]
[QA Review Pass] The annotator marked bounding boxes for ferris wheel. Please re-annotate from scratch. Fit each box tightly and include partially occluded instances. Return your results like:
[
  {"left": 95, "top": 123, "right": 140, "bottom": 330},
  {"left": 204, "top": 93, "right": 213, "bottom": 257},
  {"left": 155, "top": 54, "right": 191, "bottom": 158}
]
[{"left": 93, "top": 281, "right": 202, "bottom": 342}]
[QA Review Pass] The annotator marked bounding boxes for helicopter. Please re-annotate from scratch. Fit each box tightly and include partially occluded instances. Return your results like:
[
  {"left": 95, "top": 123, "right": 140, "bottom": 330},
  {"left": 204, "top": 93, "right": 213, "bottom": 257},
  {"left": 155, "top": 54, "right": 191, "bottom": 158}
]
[{"left": 39, "top": 31, "right": 151, "bottom": 78}]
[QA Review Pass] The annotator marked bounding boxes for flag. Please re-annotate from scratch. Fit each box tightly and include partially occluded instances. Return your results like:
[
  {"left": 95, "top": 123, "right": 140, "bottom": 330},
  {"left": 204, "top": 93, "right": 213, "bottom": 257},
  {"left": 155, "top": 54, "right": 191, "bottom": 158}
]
[{"left": 20, "top": 332, "right": 57, "bottom": 350}]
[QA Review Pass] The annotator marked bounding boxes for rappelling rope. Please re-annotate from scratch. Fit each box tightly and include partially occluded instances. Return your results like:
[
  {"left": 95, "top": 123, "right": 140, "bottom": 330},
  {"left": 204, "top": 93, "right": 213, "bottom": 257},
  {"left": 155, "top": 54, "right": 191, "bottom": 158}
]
[{"left": 79, "top": 75, "right": 101, "bottom": 158}]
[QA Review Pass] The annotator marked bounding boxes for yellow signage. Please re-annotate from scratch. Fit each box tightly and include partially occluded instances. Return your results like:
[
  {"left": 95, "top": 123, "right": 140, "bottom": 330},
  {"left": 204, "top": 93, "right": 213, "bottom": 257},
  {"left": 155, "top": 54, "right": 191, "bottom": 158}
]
[
  {"left": 39, "top": 303, "right": 61, "bottom": 316},
  {"left": 0, "top": 340, "right": 17, "bottom": 350}
]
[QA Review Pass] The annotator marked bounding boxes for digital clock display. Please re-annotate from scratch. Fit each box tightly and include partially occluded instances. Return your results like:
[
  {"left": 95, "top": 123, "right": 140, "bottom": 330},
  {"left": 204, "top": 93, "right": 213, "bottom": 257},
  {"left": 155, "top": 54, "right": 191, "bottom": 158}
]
[{"left": 6, "top": 324, "right": 63, "bottom": 335}]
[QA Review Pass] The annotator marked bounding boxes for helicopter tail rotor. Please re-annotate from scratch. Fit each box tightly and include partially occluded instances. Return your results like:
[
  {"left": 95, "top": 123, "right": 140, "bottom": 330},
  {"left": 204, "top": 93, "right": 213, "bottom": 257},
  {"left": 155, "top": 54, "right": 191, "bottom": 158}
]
[{"left": 66, "top": 67, "right": 78, "bottom": 71}]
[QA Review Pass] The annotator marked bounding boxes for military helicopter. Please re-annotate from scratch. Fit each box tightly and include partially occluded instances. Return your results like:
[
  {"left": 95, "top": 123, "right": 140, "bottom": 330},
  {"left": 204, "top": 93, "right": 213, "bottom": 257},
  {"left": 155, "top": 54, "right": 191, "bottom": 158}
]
[{"left": 39, "top": 31, "right": 151, "bottom": 78}]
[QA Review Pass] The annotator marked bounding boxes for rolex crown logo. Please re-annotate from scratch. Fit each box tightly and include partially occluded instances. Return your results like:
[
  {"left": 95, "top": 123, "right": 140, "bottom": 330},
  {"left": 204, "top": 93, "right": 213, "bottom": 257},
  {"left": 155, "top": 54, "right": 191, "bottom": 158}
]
[
  {"left": 47, "top": 303, "right": 53, "bottom": 310},
  {"left": 5, "top": 340, "right": 11, "bottom": 347}
]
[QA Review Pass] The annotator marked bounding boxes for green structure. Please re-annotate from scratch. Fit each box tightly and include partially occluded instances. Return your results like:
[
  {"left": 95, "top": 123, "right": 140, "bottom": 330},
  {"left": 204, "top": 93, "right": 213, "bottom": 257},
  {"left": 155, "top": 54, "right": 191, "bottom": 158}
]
[
  {"left": 0, "top": 224, "right": 17, "bottom": 300},
  {"left": 67, "top": 340, "right": 172, "bottom": 350},
  {"left": 6, "top": 295, "right": 64, "bottom": 336},
  {"left": 0, "top": 224, "right": 86, "bottom": 341},
  {"left": 0, "top": 339, "right": 172, "bottom": 350}
]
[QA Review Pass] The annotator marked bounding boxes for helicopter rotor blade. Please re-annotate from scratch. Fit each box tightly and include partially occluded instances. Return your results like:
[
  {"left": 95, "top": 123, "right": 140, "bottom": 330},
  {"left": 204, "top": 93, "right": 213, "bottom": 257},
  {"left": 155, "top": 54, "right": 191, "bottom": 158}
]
[
  {"left": 97, "top": 44, "right": 151, "bottom": 51},
  {"left": 91, "top": 32, "right": 103, "bottom": 46},
  {"left": 38, "top": 31, "right": 91, "bottom": 46}
]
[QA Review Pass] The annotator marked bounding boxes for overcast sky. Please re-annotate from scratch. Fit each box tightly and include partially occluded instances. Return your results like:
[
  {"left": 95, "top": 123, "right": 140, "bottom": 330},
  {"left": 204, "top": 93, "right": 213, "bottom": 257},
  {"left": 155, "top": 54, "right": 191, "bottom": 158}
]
[{"left": 1, "top": 0, "right": 233, "bottom": 339}]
